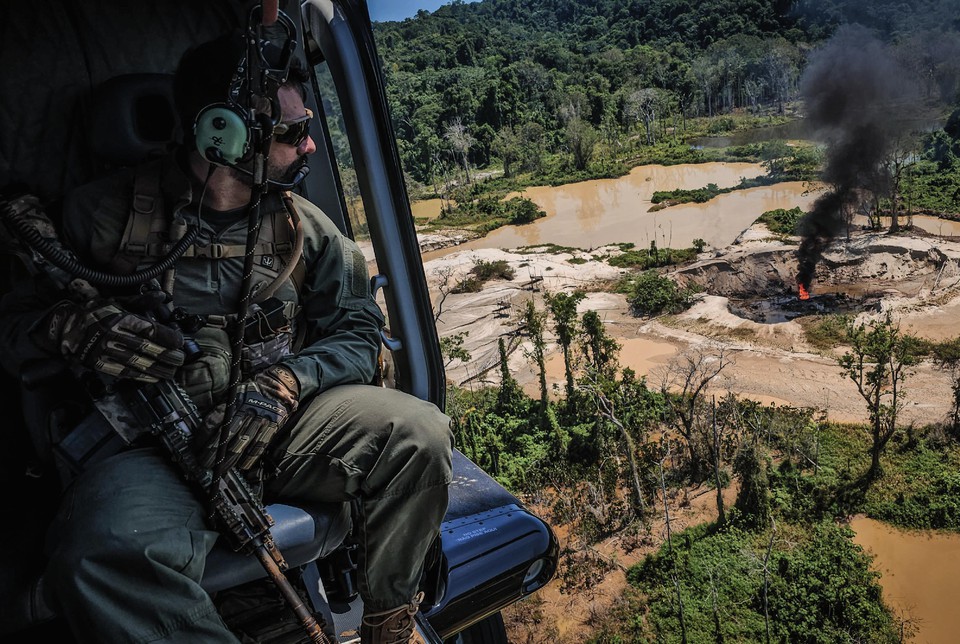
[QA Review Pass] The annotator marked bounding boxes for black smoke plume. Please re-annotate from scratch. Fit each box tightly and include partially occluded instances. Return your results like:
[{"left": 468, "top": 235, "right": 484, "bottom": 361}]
[{"left": 796, "top": 25, "right": 920, "bottom": 290}]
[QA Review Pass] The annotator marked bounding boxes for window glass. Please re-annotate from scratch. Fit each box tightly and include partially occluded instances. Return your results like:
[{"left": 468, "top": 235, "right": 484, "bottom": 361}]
[{"left": 311, "top": 59, "right": 378, "bottom": 274}]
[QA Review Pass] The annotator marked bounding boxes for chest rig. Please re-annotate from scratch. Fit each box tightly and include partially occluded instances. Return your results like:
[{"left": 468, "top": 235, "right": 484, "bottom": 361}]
[{"left": 109, "top": 162, "right": 305, "bottom": 295}]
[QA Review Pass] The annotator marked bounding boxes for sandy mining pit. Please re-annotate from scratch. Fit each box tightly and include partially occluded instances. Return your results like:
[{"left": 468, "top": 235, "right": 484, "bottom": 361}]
[{"left": 422, "top": 222, "right": 960, "bottom": 426}]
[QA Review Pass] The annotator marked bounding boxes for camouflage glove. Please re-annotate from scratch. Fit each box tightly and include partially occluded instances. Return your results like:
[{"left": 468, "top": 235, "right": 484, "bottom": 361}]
[
  {"left": 32, "top": 300, "right": 185, "bottom": 382},
  {"left": 199, "top": 365, "right": 300, "bottom": 474}
]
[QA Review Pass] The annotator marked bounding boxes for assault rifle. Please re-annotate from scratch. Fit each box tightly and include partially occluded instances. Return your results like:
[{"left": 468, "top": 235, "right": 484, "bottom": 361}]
[
  {"left": 119, "top": 379, "right": 333, "bottom": 644},
  {"left": 1, "top": 194, "right": 333, "bottom": 644}
]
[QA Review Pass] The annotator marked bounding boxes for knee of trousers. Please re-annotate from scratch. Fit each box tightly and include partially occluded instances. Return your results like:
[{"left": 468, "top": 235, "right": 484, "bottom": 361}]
[{"left": 383, "top": 396, "right": 454, "bottom": 483}]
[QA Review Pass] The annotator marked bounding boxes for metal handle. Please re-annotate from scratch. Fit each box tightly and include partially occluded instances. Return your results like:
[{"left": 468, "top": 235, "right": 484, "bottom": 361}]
[{"left": 370, "top": 274, "right": 402, "bottom": 351}]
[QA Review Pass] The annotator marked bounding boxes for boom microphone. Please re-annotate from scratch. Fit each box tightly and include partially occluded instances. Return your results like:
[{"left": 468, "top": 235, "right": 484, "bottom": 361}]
[{"left": 270, "top": 165, "right": 310, "bottom": 190}]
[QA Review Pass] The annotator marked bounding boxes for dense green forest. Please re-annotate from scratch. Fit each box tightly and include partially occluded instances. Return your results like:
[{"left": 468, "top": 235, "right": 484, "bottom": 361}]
[
  {"left": 366, "top": 1, "right": 960, "bottom": 642},
  {"left": 372, "top": 0, "right": 960, "bottom": 191}
]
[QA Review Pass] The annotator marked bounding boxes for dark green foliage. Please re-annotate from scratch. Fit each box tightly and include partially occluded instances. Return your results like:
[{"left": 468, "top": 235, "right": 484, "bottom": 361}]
[
  {"left": 628, "top": 523, "right": 768, "bottom": 643},
  {"left": 438, "top": 193, "right": 546, "bottom": 234},
  {"left": 451, "top": 258, "right": 515, "bottom": 293},
  {"left": 862, "top": 428, "right": 960, "bottom": 530},
  {"left": 757, "top": 206, "right": 805, "bottom": 236},
  {"left": 580, "top": 309, "right": 620, "bottom": 381},
  {"left": 733, "top": 443, "right": 772, "bottom": 530},
  {"left": 767, "top": 523, "right": 896, "bottom": 643},
  {"left": 622, "top": 270, "right": 699, "bottom": 316},
  {"left": 650, "top": 171, "right": 812, "bottom": 209},
  {"left": 439, "top": 331, "right": 471, "bottom": 366},
  {"left": 866, "top": 459, "right": 960, "bottom": 530},
  {"left": 900, "top": 158, "right": 960, "bottom": 214},
  {"left": 838, "top": 315, "right": 920, "bottom": 481},
  {"left": 651, "top": 182, "right": 723, "bottom": 205},
  {"left": 470, "top": 259, "right": 515, "bottom": 281},
  {"left": 545, "top": 290, "right": 586, "bottom": 400},
  {"left": 373, "top": 0, "right": 818, "bottom": 184},
  {"left": 505, "top": 196, "right": 543, "bottom": 224},
  {"left": 607, "top": 243, "right": 698, "bottom": 269},
  {"left": 628, "top": 520, "right": 897, "bottom": 643}
]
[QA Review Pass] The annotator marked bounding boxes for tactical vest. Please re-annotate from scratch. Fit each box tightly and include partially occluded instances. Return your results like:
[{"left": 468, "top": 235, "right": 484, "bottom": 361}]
[{"left": 109, "top": 162, "right": 305, "bottom": 297}]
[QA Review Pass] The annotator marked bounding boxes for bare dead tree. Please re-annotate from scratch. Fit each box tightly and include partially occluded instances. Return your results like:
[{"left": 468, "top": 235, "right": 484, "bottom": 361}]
[
  {"left": 590, "top": 383, "right": 647, "bottom": 516},
  {"left": 656, "top": 347, "right": 732, "bottom": 479},
  {"left": 430, "top": 264, "right": 458, "bottom": 323},
  {"left": 711, "top": 396, "right": 725, "bottom": 525},
  {"left": 444, "top": 117, "right": 474, "bottom": 184}
]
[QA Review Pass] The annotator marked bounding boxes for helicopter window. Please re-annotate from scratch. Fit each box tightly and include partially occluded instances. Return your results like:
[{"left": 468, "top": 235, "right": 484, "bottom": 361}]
[{"left": 310, "top": 59, "right": 378, "bottom": 272}]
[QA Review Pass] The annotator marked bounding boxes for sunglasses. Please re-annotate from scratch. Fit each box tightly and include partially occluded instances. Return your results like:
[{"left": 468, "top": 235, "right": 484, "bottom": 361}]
[{"left": 273, "top": 108, "right": 313, "bottom": 146}]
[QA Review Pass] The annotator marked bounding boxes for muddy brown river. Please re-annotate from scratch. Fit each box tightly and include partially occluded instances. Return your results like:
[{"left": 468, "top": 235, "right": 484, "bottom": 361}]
[
  {"left": 420, "top": 163, "right": 821, "bottom": 259},
  {"left": 851, "top": 516, "right": 960, "bottom": 643},
  {"left": 415, "top": 164, "right": 960, "bottom": 260}
]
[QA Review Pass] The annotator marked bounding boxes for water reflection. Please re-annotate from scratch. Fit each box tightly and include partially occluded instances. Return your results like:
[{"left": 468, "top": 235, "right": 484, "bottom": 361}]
[{"left": 416, "top": 160, "right": 958, "bottom": 263}]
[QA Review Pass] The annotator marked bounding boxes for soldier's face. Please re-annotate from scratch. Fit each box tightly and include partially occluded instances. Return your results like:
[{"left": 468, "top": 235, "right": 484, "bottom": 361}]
[{"left": 268, "top": 85, "right": 316, "bottom": 184}]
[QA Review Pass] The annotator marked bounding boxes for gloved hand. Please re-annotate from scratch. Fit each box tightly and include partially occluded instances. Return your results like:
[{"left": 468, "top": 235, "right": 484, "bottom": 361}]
[
  {"left": 32, "top": 299, "right": 185, "bottom": 382},
  {"left": 198, "top": 365, "right": 300, "bottom": 474}
]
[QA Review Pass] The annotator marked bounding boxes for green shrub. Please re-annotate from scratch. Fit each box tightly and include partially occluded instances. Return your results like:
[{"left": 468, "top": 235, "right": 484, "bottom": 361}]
[
  {"left": 757, "top": 207, "right": 804, "bottom": 236},
  {"left": 471, "top": 259, "right": 515, "bottom": 282},
  {"left": 768, "top": 523, "right": 896, "bottom": 643},
  {"left": 624, "top": 270, "right": 697, "bottom": 316},
  {"left": 504, "top": 196, "right": 545, "bottom": 224},
  {"left": 451, "top": 277, "right": 483, "bottom": 294}
]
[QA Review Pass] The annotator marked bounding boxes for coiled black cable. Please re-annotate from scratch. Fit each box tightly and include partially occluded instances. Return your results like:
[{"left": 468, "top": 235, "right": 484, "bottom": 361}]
[{"left": 2, "top": 199, "right": 198, "bottom": 288}]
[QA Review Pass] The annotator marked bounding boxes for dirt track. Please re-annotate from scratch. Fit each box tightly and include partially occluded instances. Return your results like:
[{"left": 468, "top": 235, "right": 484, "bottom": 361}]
[{"left": 425, "top": 225, "right": 960, "bottom": 427}]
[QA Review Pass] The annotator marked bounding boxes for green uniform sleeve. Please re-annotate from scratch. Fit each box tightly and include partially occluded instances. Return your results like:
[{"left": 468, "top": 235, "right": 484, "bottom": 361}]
[{"left": 281, "top": 201, "right": 384, "bottom": 399}]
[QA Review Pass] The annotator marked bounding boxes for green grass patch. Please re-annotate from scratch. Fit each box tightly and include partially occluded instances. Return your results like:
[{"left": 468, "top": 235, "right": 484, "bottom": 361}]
[{"left": 798, "top": 313, "right": 852, "bottom": 351}]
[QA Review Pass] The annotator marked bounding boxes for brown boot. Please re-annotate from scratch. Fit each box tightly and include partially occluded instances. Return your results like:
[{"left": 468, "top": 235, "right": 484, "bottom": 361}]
[{"left": 359, "top": 592, "right": 426, "bottom": 644}]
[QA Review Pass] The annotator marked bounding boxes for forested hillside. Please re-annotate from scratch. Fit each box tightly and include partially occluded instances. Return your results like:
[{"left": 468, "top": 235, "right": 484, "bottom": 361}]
[{"left": 372, "top": 0, "right": 960, "bottom": 188}]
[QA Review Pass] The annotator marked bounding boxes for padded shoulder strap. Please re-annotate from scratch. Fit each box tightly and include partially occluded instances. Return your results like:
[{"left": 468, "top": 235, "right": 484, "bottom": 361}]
[{"left": 110, "top": 161, "right": 166, "bottom": 273}]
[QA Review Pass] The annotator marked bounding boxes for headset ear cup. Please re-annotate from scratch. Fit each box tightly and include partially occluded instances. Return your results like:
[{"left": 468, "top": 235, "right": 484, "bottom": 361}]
[{"left": 194, "top": 104, "right": 250, "bottom": 165}]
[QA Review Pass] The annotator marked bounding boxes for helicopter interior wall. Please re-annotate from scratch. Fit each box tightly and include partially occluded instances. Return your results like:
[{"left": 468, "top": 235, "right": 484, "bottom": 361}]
[{"left": 0, "top": 0, "right": 258, "bottom": 202}]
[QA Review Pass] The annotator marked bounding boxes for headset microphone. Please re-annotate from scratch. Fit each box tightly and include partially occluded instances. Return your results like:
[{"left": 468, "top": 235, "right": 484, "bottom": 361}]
[
  {"left": 212, "top": 160, "right": 310, "bottom": 190},
  {"left": 270, "top": 165, "right": 310, "bottom": 189}
]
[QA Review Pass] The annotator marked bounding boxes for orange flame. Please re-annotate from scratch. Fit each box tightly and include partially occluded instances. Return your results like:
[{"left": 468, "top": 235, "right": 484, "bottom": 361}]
[{"left": 798, "top": 283, "right": 810, "bottom": 300}]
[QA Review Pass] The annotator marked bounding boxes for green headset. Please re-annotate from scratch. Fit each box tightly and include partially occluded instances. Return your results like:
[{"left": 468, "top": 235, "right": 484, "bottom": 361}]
[
  {"left": 193, "top": 7, "right": 298, "bottom": 169},
  {"left": 194, "top": 103, "right": 251, "bottom": 166}
]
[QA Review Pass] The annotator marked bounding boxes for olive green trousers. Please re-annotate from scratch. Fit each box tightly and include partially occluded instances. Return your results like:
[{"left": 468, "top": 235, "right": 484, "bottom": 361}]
[{"left": 43, "top": 385, "right": 453, "bottom": 643}]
